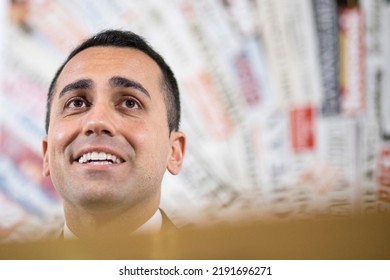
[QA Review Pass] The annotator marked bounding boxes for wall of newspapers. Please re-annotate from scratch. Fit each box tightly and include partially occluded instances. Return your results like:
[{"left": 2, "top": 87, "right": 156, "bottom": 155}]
[{"left": 0, "top": 0, "right": 390, "bottom": 242}]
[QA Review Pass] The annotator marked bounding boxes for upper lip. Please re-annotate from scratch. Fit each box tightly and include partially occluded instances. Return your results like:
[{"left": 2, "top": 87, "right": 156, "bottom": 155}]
[{"left": 73, "top": 147, "right": 126, "bottom": 164}]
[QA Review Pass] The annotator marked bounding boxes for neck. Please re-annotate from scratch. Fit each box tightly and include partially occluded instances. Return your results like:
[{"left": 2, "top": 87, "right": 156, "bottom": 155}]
[{"left": 63, "top": 200, "right": 159, "bottom": 240}]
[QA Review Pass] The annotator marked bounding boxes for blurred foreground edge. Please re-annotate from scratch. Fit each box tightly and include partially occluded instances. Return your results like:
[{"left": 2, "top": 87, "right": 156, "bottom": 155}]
[{"left": 1, "top": 213, "right": 389, "bottom": 260}]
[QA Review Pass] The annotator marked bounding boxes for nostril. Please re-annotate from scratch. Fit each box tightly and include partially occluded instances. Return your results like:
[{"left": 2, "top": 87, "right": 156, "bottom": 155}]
[{"left": 83, "top": 116, "right": 116, "bottom": 136}]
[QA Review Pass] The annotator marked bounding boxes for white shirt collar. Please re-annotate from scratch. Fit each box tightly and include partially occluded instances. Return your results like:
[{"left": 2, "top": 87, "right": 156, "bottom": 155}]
[{"left": 63, "top": 209, "right": 163, "bottom": 240}]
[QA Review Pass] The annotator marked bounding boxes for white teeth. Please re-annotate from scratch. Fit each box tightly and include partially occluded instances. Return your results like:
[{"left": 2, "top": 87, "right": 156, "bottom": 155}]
[
  {"left": 91, "top": 152, "right": 99, "bottom": 160},
  {"left": 77, "top": 152, "right": 123, "bottom": 164},
  {"left": 98, "top": 152, "right": 106, "bottom": 160}
]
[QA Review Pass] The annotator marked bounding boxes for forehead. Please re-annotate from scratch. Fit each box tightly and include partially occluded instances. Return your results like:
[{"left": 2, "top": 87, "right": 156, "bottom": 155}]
[{"left": 56, "top": 46, "right": 162, "bottom": 93}]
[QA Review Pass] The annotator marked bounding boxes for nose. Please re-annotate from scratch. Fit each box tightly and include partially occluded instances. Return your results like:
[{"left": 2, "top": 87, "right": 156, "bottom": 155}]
[{"left": 82, "top": 101, "right": 116, "bottom": 136}]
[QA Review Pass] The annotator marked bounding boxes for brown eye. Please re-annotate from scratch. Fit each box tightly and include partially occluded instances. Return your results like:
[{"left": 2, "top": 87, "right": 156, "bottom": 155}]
[
  {"left": 66, "top": 97, "right": 88, "bottom": 108},
  {"left": 122, "top": 98, "right": 141, "bottom": 109}
]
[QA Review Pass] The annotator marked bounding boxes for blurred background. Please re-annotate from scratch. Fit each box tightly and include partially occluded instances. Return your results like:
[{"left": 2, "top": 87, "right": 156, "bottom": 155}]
[{"left": 0, "top": 0, "right": 389, "bottom": 243}]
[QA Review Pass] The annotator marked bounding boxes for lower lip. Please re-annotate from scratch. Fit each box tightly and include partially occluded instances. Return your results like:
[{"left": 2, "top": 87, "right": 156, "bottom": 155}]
[{"left": 74, "top": 161, "right": 124, "bottom": 170}]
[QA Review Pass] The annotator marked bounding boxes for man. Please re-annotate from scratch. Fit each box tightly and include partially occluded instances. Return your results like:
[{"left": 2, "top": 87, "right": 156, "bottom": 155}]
[{"left": 42, "top": 29, "right": 186, "bottom": 240}]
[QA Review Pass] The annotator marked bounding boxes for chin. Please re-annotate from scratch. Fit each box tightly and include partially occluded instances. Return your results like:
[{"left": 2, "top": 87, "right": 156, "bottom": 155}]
[{"left": 78, "top": 199, "right": 127, "bottom": 214}]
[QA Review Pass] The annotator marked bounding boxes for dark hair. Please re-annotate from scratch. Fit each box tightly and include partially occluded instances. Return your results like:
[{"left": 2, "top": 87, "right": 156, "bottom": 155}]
[{"left": 45, "top": 29, "right": 181, "bottom": 133}]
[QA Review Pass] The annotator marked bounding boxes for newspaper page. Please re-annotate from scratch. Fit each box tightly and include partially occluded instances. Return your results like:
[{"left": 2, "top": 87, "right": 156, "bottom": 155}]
[
  {"left": 314, "top": 0, "right": 341, "bottom": 116},
  {"left": 338, "top": 1, "right": 366, "bottom": 116},
  {"left": 380, "top": 0, "right": 390, "bottom": 140}
]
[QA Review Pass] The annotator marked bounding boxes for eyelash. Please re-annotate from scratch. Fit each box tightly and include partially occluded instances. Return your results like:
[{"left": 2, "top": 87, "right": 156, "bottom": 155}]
[
  {"left": 119, "top": 97, "right": 142, "bottom": 110},
  {"left": 64, "top": 96, "right": 142, "bottom": 110},
  {"left": 65, "top": 97, "right": 90, "bottom": 109}
]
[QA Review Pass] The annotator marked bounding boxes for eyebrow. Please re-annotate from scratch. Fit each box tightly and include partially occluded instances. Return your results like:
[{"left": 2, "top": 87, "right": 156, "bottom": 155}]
[
  {"left": 109, "top": 76, "right": 151, "bottom": 99},
  {"left": 58, "top": 76, "right": 151, "bottom": 99},
  {"left": 59, "top": 79, "right": 93, "bottom": 98}
]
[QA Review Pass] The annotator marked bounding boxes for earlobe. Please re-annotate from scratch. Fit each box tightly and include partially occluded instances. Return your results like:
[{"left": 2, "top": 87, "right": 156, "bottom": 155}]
[
  {"left": 167, "top": 131, "right": 186, "bottom": 175},
  {"left": 42, "top": 137, "right": 50, "bottom": 176}
]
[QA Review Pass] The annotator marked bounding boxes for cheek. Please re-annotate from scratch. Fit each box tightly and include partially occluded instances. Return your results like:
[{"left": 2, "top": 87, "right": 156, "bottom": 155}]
[
  {"left": 129, "top": 123, "right": 170, "bottom": 161},
  {"left": 52, "top": 128, "right": 69, "bottom": 145},
  {"left": 48, "top": 122, "right": 79, "bottom": 160}
]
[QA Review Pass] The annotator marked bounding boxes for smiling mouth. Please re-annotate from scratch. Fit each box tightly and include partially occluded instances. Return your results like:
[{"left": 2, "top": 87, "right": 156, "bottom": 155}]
[{"left": 77, "top": 152, "right": 124, "bottom": 164}]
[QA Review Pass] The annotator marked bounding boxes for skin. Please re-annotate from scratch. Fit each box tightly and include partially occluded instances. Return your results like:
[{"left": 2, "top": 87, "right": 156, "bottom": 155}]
[{"left": 42, "top": 47, "right": 185, "bottom": 239}]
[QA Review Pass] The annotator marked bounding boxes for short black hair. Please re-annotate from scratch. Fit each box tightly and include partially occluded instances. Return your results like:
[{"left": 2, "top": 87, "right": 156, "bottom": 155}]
[{"left": 45, "top": 29, "right": 181, "bottom": 133}]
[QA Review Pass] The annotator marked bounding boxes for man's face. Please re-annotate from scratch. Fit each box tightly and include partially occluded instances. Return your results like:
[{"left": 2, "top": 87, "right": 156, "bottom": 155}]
[{"left": 42, "top": 46, "right": 185, "bottom": 214}]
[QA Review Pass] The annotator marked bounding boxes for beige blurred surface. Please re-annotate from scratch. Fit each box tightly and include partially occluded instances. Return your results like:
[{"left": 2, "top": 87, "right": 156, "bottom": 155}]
[{"left": 0, "top": 213, "right": 389, "bottom": 260}]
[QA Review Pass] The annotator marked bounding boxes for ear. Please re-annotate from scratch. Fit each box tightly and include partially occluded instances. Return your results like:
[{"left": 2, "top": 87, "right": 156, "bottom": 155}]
[
  {"left": 166, "top": 131, "right": 186, "bottom": 175},
  {"left": 42, "top": 136, "right": 50, "bottom": 176}
]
